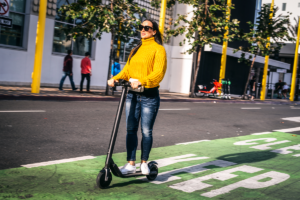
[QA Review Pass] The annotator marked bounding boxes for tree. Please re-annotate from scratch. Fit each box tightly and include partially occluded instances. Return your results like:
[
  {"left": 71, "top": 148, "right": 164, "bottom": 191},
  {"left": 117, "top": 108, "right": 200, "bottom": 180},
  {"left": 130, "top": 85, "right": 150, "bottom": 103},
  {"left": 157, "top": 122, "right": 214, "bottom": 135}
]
[
  {"left": 164, "top": 0, "right": 240, "bottom": 97},
  {"left": 234, "top": 4, "right": 295, "bottom": 99},
  {"left": 59, "top": 0, "right": 146, "bottom": 95},
  {"left": 288, "top": 17, "right": 299, "bottom": 38}
]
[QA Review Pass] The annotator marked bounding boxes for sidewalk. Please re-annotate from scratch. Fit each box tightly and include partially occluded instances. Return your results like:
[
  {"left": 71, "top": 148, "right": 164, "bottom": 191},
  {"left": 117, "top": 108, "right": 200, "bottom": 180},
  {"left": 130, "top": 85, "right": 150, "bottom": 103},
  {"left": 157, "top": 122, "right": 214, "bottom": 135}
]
[{"left": 0, "top": 85, "right": 297, "bottom": 105}]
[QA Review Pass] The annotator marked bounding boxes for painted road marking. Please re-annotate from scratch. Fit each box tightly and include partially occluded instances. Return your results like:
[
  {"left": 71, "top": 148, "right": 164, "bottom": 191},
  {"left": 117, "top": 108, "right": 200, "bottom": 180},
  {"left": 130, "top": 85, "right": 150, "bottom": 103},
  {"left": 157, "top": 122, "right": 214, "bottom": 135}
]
[
  {"left": 2, "top": 131, "right": 300, "bottom": 199},
  {"left": 170, "top": 165, "right": 264, "bottom": 193},
  {"left": 0, "top": 110, "right": 46, "bottom": 112},
  {"left": 21, "top": 156, "right": 96, "bottom": 168},
  {"left": 176, "top": 140, "right": 210, "bottom": 145},
  {"left": 282, "top": 117, "right": 300, "bottom": 123},
  {"left": 274, "top": 127, "right": 300, "bottom": 133},
  {"left": 159, "top": 108, "right": 191, "bottom": 111},
  {"left": 138, "top": 160, "right": 235, "bottom": 184},
  {"left": 241, "top": 107, "right": 261, "bottom": 109},
  {"left": 251, "top": 132, "right": 272, "bottom": 135},
  {"left": 201, "top": 170, "right": 290, "bottom": 198}
]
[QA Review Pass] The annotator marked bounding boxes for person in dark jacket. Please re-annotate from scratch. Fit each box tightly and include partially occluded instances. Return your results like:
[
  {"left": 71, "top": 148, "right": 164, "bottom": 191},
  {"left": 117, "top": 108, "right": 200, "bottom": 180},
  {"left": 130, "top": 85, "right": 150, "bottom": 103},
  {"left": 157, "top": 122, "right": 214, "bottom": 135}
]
[
  {"left": 59, "top": 50, "right": 77, "bottom": 91},
  {"left": 248, "top": 76, "right": 256, "bottom": 101}
]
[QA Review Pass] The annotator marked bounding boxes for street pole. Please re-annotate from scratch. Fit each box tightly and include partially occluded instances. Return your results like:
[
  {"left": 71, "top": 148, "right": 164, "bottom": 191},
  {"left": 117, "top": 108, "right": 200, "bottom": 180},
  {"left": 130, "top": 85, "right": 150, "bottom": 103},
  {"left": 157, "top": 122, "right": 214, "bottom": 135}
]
[
  {"left": 31, "top": 0, "right": 47, "bottom": 93},
  {"left": 290, "top": 17, "right": 300, "bottom": 101},
  {"left": 159, "top": 0, "right": 167, "bottom": 39},
  {"left": 260, "top": 0, "right": 274, "bottom": 100},
  {"left": 219, "top": 0, "right": 231, "bottom": 83}
]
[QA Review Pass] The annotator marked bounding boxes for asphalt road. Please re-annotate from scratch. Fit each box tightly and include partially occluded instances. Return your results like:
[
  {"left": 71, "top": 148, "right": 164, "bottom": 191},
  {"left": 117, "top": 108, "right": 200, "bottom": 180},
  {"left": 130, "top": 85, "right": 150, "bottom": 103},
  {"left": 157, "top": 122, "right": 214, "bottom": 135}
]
[{"left": 1, "top": 100, "right": 300, "bottom": 170}]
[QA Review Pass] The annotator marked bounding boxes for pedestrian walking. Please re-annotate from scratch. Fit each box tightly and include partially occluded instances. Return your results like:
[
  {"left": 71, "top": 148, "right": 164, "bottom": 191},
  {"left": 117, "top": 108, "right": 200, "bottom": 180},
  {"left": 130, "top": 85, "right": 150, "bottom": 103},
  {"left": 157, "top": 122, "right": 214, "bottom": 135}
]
[
  {"left": 59, "top": 50, "right": 77, "bottom": 91},
  {"left": 111, "top": 58, "right": 121, "bottom": 78},
  {"left": 282, "top": 83, "right": 289, "bottom": 99},
  {"left": 111, "top": 58, "right": 121, "bottom": 91},
  {"left": 80, "top": 52, "right": 92, "bottom": 93},
  {"left": 248, "top": 76, "right": 256, "bottom": 101},
  {"left": 107, "top": 19, "right": 167, "bottom": 175}
]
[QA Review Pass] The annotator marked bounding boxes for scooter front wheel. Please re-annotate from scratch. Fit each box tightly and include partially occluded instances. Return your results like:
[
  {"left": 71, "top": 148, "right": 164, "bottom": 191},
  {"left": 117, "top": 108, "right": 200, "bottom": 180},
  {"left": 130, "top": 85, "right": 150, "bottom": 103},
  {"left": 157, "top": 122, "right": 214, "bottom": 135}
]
[
  {"left": 96, "top": 170, "right": 112, "bottom": 189},
  {"left": 146, "top": 164, "right": 158, "bottom": 181}
]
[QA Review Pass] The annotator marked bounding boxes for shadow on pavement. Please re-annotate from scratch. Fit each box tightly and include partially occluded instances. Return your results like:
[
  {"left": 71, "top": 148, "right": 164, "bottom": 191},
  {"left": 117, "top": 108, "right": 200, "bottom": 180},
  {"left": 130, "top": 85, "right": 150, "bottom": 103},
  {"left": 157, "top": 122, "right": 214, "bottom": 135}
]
[{"left": 216, "top": 150, "right": 277, "bottom": 164}]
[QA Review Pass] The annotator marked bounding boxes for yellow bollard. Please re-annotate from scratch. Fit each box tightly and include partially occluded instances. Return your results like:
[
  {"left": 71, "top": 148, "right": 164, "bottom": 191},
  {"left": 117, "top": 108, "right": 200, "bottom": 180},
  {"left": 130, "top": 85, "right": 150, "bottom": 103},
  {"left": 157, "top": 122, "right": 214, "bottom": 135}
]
[
  {"left": 31, "top": 0, "right": 47, "bottom": 93},
  {"left": 260, "top": 0, "right": 275, "bottom": 100},
  {"left": 159, "top": 0, "right": 167, "bottom": 40},
  {"left": 219, "top": 0, "right": 231, "bottom": 84},
  {"left": 290, "top": 17, "right": 300, "bottom": 101}
]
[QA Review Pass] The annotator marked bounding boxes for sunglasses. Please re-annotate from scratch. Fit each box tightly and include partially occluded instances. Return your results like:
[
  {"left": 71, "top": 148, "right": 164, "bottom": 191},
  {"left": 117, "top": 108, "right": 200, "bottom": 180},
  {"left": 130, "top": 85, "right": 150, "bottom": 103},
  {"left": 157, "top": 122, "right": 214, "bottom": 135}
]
[{"left": 139, "top": 25, "right": 153, "bottom": 31}]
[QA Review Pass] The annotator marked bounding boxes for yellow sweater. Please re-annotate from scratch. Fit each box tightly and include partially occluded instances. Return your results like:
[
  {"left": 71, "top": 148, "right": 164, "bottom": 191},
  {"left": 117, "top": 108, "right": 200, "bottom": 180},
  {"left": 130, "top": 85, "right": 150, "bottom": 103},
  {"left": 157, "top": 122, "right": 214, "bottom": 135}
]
[{"left": 112, "top": 37, "right": 167, "bottom": 88}]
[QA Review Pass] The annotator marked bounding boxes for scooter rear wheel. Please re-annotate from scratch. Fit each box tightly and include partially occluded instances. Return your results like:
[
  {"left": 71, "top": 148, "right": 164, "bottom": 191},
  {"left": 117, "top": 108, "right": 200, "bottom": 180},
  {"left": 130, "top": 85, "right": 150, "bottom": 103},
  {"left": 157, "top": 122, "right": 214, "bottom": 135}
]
[
  {"left": 96, "top": 170, "right": 112, "bottom": 189},
  {"left": 146, "top": 164, "right": 158, "bottom": 181}
]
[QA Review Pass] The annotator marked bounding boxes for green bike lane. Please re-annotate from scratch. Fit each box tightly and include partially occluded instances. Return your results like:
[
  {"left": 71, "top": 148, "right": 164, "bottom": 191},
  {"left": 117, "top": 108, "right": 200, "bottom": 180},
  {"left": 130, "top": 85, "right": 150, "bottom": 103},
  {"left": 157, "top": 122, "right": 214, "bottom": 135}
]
[{"left": 1, "top": 131, "right": 300, "bottom": 200}]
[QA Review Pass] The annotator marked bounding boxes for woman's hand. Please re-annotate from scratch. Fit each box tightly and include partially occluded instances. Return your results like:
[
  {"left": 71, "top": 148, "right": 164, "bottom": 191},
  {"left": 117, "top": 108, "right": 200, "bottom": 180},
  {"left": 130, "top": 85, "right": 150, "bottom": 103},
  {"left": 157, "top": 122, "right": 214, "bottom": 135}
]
[
  {"left": 108, "top": 79, "right": 118, "bottom": 87},
  {"left": 131, "top": 81, "right": 141, "bottom": 89}
]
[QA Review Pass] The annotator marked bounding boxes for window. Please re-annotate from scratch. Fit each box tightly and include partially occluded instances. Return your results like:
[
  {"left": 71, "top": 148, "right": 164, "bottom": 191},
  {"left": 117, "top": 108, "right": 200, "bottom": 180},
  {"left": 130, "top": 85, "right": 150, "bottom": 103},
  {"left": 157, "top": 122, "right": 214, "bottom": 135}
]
[
  {"left": 53, "top": 0, "right": 92, "bottom": 56},
  {"left": 0, "top": 0, "right": 26, "bottom": 47},
  {"left": 282, "top": 3, "right": 286, "bottom": 11}
]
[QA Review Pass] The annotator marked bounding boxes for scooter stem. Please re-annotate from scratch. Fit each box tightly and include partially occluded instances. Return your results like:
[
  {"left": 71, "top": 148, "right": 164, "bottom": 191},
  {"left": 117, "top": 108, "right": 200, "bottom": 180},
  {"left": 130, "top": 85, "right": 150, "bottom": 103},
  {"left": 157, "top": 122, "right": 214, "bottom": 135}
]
[{"left": 105, "top": 85, "right": 128, "bottom": 168}]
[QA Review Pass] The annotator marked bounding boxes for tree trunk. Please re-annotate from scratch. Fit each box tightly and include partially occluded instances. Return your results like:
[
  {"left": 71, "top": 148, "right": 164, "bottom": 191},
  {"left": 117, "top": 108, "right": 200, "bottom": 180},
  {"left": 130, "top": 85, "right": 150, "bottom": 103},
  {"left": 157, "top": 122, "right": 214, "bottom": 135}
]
[
  {"left": 242, "top": 55, "right": 257, "bottom": 99},
  {"left": 190, "top": 46, "right": 202, "bottom": 98},
  {"left": 189, "top": 0, "right": 207, "bottom": 98},
  {"left": 105, "top": 1, "right": 115, "bottom": 95}
]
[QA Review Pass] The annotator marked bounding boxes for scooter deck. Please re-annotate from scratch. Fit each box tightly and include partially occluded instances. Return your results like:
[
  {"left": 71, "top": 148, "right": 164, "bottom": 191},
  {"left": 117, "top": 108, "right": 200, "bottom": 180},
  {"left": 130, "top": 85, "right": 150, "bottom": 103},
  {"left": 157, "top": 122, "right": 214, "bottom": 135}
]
[{"left": 109, "top": 160, "right": 157, "bottom": 178}]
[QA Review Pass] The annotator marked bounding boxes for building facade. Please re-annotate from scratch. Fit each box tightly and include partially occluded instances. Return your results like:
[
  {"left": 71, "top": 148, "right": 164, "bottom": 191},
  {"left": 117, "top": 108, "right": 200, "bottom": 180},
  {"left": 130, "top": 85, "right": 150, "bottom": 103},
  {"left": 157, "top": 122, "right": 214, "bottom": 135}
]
[{"left": 0, "top": 0, "right": 294, "bottom": 96}]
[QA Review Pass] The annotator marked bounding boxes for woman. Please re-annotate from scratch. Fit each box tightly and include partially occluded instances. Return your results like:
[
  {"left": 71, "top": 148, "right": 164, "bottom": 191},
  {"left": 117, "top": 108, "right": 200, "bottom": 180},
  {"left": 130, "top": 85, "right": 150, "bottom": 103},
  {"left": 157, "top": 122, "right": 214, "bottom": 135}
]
[{"left": 107, "top": 19, "right": 167, "bottom": 175}]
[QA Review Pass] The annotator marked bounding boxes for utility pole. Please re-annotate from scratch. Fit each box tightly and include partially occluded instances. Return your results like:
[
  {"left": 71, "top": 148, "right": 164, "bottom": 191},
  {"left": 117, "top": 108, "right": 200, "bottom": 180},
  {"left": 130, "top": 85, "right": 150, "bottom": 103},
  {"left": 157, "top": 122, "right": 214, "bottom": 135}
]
[
  {"left": 260, "top": 0, "right": 274, "bottom": 100},
  {"left": 290, "top": 17, "right": 300, "bottom": 101},
  {"left": 219, "top": 0, "right": 231, "bottom": 84},
  {"left": 158, "top": 0, "right": 167, "bottom": 38},
  {"left": 31, "top": 0, "right": 47, "bottom": 93}
]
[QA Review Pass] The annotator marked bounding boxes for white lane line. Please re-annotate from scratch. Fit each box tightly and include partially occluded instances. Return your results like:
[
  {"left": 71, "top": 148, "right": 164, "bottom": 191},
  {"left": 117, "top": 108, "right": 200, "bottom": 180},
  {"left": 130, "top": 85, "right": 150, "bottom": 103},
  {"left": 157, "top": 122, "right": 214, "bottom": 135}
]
[
  {"left": 21, "top": 156, "right": 96, "bottom": 168},
  {"left": 176, "top": 140, "right": 210, "bottom": 145},
  {"left": 251, "top": 132, "right": 272, "bottom": 135},
  {"left": 159, "top": 108, "right": 191, "bottom": 111},
  {"left": 274, "top": 127, "right": 300, "bottom": 133},
  {"left": 241, "top": 107, "right": 261, "bottom": 109},
  {"left": 282, "top": 117, "right": 300, "bottom": 123},
  {"left": 0, "top": 110, "right": 46, "bottom": 113}
]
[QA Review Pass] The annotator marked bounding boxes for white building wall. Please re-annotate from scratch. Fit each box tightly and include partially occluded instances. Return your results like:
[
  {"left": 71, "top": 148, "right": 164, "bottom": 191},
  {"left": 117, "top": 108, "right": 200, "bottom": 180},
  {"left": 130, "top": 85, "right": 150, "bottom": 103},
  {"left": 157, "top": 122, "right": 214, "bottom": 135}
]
[
  {"left": 0, "top": 15, "right": 112, "bottom": 89},
  {"left": 163, "top": 2, "right": 194, "bottom": 94}
]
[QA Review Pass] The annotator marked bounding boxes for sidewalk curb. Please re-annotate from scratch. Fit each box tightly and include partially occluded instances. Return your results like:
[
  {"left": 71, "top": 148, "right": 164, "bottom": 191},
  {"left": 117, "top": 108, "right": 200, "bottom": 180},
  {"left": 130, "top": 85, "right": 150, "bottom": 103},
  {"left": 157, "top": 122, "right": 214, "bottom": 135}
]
[{"left": 0, "top": 95, "right": 296, "bottom": 105}]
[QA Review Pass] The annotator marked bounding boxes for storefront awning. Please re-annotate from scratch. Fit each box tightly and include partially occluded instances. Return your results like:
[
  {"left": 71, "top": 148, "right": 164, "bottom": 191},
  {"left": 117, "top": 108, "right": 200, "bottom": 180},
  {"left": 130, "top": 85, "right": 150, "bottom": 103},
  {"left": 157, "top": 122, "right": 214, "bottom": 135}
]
[{"left": 204, "top": 43, "right": 290, "bottom": 70}]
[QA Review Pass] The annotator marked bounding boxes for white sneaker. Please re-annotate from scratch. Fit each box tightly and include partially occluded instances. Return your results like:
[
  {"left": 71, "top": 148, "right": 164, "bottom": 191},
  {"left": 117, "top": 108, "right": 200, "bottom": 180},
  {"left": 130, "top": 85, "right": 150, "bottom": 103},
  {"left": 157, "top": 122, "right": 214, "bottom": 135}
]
[
  {"left": 141, "top": 163, "right": 150, "bottom": 175},
  {"left": 120, "top": 163, "right": 136, "bottom": 174}
]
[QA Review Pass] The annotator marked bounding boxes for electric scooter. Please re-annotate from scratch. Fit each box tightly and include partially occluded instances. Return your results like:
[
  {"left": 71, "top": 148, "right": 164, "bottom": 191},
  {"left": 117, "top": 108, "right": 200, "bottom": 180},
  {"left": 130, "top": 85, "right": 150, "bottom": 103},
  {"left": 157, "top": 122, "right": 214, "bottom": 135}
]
[
  {"left": 96, "top": 79, "right": 159, "bottom": 189},
  {"left": 196, "top": 79, "right": 222, "bottom": 98}
]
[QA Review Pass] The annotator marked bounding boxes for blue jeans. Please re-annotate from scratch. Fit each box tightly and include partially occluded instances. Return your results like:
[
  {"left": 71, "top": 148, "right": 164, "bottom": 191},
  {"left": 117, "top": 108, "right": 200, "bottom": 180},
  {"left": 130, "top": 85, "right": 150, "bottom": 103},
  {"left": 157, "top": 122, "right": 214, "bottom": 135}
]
[
  {"left": 59, "top": 71, "right": 76, "bottom": 90},
  {"left": 125, "top": 92, "right": 160, "bottom": 161}
]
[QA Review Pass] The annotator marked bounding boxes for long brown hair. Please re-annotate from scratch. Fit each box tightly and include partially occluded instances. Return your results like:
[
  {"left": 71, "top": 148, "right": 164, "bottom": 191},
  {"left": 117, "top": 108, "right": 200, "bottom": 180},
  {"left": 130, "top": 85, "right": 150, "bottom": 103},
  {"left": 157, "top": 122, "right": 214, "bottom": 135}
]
[{"left": 128, "top": 19, "right": 162, "bottom": 64}]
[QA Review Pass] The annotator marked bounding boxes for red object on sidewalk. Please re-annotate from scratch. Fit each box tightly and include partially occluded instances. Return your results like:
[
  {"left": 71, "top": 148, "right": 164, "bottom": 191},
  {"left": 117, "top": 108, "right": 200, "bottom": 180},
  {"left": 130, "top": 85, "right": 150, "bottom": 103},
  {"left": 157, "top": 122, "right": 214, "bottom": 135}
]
[
  {"left": 198, "top": 79, "right": 222, "bottom": 95},
  {"left": 81, "top": 57, "right": 91, "bottom": 74}
]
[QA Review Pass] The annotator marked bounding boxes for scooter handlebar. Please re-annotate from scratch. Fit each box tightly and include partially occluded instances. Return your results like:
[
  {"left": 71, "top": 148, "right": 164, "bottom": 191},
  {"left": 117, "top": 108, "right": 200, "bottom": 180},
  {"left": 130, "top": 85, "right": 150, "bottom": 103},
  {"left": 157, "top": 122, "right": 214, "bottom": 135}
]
[
  {"left": 113, "top": 79, "right": 144, "bottom": 92},
  {"left": 114, "top": 79, "right": 131, "bottom": 87}
]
